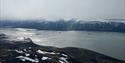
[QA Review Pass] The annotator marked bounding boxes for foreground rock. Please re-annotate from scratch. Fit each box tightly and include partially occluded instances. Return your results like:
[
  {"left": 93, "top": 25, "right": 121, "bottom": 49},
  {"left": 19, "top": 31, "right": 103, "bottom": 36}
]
[{"left": 0, "top": 34, "right": 125, "bottom": 63}]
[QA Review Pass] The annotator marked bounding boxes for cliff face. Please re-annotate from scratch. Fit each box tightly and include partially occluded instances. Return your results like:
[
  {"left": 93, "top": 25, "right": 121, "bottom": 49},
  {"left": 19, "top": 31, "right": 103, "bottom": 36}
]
[{"left": 0, "top": 34, "right": 125, "bottom": 63}]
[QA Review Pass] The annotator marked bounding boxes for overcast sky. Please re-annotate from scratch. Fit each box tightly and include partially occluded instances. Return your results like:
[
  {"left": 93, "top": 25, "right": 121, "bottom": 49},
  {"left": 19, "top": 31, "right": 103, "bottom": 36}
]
[{"left": 0, "top": 0, "right": 125, "bottom": 20}]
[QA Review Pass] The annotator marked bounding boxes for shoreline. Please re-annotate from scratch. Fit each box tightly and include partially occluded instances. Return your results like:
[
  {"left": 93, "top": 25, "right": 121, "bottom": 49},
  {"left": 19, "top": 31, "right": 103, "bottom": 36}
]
[{"left": 0, "top": 34, "right": 125, "bottom": 63}]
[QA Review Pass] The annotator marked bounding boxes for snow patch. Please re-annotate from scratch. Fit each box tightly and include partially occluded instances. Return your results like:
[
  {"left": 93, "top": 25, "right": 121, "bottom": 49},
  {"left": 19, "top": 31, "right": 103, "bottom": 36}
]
[
  {"left": 59, "top": 57, "right": 69, "bottom": 63},
  {"left": 59, "top": 60, "right": 65, "bottom": 63},
  {"left": 37, "top": 50, "right": 59, "bottom": 55},
  {"left": 41, "top": 57, "right": 51, "bottom": 60},
  {"left": 16, "top": 56, "right": 39, "bottom": 63},
  {"left": 62, "top": 54, "right": 68, "bottom": 58},
  {"left": 15, "top": 50, "right": 23, "bottom": 53},
  {"left": 28, "top": 47, "right": 32, "bottom": 49},
  {"left": 23, "top": 49, "right": 27, "bottom": 51},
  {"left": 25, "top": 53, "right": 30, "bottom": 56}
]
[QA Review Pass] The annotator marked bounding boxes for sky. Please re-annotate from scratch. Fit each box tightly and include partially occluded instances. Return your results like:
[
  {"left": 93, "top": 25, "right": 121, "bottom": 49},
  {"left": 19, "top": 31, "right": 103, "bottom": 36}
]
[{"left": 0, "top": 0, "right": 125, "bottom": 20}]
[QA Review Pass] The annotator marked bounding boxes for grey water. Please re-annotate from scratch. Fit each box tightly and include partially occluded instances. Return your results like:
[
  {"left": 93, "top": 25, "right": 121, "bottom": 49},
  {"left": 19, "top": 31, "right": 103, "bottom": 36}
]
[{"left": 0, "top": 28, "right": 125, "bottom": 60}]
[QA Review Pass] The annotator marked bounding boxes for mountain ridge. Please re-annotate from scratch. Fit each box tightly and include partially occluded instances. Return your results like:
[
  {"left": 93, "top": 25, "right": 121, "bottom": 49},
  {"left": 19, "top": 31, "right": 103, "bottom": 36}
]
[{"left": 0, "top": 19, "right": 125, "bottom": 32}]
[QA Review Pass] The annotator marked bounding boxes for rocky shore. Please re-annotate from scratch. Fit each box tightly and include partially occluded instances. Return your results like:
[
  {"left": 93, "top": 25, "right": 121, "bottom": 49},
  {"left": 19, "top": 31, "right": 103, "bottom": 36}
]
[{"left": 0, "top": 34, "right": 125, "bottom": 63}]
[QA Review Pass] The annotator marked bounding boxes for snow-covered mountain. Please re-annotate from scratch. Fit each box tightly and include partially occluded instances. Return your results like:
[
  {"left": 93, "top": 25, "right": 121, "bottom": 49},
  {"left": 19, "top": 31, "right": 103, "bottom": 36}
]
[{"left": 0, "top": 19, "right": 125, "bottom": 32}]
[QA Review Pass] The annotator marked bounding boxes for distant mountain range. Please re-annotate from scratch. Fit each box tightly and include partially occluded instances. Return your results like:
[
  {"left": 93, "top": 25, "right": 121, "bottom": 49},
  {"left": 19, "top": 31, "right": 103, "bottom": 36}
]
[{"left": 0, "top": 19, "right": 125, "bottom": 32}]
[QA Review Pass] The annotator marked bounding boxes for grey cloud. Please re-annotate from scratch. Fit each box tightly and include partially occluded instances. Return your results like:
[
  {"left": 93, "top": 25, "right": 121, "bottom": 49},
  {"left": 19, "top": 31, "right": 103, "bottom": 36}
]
[{"left": 0, "top": 0, "right": 125, "bottom": 20}]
